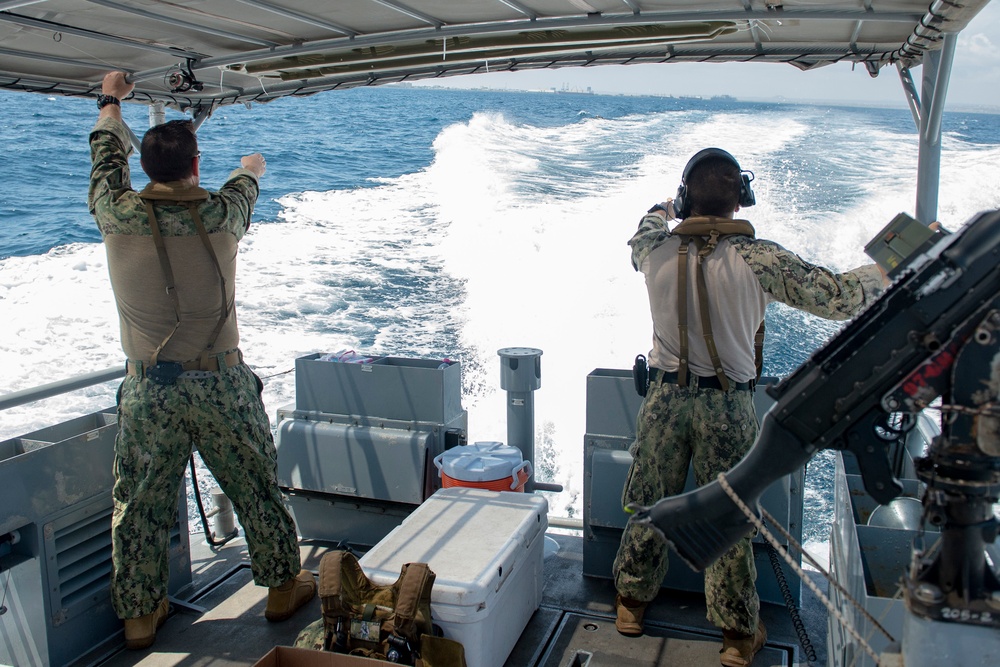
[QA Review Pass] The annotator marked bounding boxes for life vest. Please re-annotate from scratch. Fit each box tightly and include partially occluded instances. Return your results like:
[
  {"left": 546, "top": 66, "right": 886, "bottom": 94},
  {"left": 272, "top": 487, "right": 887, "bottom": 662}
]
[
  {"left": 672, "top": 216, "right": 764, "bottom": 391},
  {"left": 294, "top": 550, "right": 467, "bottom": 667},
  {"left": 139, "top": 183, "right": 233, "bottom": 367}
]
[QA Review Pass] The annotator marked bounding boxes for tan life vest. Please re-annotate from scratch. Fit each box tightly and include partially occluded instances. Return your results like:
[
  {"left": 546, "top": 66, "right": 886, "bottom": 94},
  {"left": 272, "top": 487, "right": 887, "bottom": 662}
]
[
  {"left": 294, "top": 550, "right": 467, "bottom": 667},
  {"left": 104, "top": 183, "right": 239, "bottom": 367},
  {"left": 673, "top": 216, "right": 764, "bottom": 391}
]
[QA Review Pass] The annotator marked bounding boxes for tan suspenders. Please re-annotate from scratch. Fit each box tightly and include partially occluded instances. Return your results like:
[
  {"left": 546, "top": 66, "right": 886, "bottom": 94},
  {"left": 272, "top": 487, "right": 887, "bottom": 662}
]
[
  {"left": 141, "top": 198, "right": 230, "bottom": 368},
  {"left": 673, "top": 217, "right": 764, "bottom": 391}
]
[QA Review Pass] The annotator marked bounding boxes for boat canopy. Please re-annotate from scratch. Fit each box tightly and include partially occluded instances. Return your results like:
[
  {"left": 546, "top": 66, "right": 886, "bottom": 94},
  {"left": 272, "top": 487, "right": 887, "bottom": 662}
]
[{"left": 0, "top": 0, "right": 992, "bottom": 111}]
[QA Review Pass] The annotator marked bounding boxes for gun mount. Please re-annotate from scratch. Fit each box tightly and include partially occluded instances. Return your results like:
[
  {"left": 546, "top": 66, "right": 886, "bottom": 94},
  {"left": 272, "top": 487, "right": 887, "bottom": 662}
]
[{"left": 630, "top": 209, "right": 1000, "bottom": 636}]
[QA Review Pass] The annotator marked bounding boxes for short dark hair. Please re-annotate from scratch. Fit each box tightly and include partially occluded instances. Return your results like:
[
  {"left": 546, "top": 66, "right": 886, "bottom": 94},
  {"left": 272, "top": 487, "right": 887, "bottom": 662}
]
[
  {"left": 686, "top": 155, "right": 742, "bottom": 217},
  {"left": 140, "top": 119, "right": 198, "bottom": 183}
]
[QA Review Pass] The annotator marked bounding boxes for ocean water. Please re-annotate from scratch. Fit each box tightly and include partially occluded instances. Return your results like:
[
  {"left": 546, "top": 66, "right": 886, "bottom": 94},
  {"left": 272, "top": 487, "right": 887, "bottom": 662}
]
[{"left": 2, "top": 86, "right": 999, "bottom": 559}]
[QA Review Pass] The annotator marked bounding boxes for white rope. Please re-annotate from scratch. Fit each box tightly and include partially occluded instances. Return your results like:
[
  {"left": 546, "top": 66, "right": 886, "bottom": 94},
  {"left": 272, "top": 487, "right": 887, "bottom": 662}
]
[
  {"left": 716, "top": 472, "right": 887, "bottom": 666},
  {"left": 757, "top": 503, "right": 895, "bottom": 643}
]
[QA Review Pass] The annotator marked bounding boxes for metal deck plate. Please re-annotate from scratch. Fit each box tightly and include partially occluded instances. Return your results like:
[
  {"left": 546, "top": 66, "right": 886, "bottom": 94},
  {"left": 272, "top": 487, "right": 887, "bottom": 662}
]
[
  {"left": 538, "top": 611, "right": 793, "bottom": 667},
  {"left": 86, "top": 565, "right": 320, "bottom": 667}
]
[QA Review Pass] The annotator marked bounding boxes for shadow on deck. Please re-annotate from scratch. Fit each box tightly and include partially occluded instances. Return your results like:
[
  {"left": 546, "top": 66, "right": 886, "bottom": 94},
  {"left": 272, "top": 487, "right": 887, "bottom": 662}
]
[{"left": 84, "top": 530, "right": 826, "bottom": 667}]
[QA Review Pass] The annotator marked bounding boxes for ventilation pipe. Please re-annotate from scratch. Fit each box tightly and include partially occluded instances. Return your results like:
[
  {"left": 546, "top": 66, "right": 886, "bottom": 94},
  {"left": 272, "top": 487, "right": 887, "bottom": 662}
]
[{"left": 497, "top": 347, "right": 561, "bottom": 493}]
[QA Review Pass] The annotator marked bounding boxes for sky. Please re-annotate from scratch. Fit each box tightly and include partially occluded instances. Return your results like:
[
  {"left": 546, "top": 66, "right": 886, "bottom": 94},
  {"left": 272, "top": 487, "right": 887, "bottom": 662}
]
[{"left": 413, "top": 2, "right": 1000, "bottom": 111}]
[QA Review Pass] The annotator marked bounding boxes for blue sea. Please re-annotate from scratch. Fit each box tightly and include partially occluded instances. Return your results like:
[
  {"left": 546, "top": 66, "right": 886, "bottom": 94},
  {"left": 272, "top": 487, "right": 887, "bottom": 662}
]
[{"left": 2, "top": 86, "right": 999, "bottom": 557}]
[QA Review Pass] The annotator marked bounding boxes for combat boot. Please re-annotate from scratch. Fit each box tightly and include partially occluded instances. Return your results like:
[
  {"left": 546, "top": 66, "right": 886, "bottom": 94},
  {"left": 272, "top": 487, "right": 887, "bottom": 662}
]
[
  {"left": 123, "top": 597, "right": 169, "bottom": 650},
  {"left": 265, "top": 569, "right": 317, "bottom": 622},
  {"left": 720, "top": 620, "right": 767, "bottom": 666},
  {"left": 614, "top": 594, "right": 647, "bottom": 636}
]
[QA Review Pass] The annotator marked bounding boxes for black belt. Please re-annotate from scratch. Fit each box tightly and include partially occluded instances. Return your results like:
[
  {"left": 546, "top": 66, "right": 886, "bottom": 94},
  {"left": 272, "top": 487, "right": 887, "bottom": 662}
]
[
  {"left": 126, "top": 349, "right": 244, "bottom": 385},
  {"left": 649, "top": 367, "right": 754, "bottom": 392}
]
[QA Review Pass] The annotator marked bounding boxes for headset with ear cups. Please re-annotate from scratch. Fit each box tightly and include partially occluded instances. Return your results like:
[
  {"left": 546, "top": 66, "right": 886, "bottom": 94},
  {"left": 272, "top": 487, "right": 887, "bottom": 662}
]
[{"left": 672, "top": 148, "right": 755, "bottom": 219}]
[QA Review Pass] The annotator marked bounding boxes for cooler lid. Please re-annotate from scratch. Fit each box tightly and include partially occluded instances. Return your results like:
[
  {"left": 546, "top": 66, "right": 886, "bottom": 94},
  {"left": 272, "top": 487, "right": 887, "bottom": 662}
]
[
  {"left": 434, "top": 441, "right": 524, "bottom": 482},
  {"left": 359, "top": 487, "right": 548, "bottom": 609}
]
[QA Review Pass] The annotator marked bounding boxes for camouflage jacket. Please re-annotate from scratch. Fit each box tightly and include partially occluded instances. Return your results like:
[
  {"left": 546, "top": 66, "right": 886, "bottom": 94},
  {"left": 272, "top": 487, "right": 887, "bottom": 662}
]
[{"left": 88, "top": 116, "right": 259, "bottom": 239}]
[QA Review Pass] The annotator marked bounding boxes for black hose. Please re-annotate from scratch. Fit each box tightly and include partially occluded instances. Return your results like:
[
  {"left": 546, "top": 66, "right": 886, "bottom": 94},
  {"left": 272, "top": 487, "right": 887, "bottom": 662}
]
[
  {"left": 766, "top": 542, "right": 818, "bottom": 665},
  {"left": 189, "top": 454, "right": 238, "bottom": 547}
]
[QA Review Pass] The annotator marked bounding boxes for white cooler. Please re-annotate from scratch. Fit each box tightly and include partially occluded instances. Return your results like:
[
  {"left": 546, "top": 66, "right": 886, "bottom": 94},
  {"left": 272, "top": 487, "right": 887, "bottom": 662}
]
[{"left": 359, "top": 487, "right": 548, "bottom": 667}]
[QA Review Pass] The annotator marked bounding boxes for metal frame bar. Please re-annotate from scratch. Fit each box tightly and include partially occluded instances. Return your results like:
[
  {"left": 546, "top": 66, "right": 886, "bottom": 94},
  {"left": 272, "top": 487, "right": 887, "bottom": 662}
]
[
  {"left": 86, "top": 0, "right": 281, "bottom": 48},
  {"left": 0, "top": 45, "right": 109, "bottom": 70},
  {"left": 0, "top": 11, "right": 207, "bottom": 59},
  {"left": 233, "top": 0, "right": 357, "bottom": 37},
  {"left": 367, "top": 0, "right": 444, "bottom": 28},
  {"left": 498, "top": 0, "right": 538, "bottom": 19},
  {"left": 125, "top": 122, "right": 141, "bottom": 152},
  {"left": 620, "top": 0, "right": 641, "bottom": 15},
  {"left": 897, "top": 61, "right": 921, "bottom": 130},
  {"left": 915, "top": 32, "right": 957, "bottom": 224},
  {"left": 738, "top": 0, "right": 765, "bottom": 53},
  {"left": 0, "top": 0, "right": 44, "bottom": 8},
  {"left": 191, "top": 105, "right": 214, "bottom": 131}
]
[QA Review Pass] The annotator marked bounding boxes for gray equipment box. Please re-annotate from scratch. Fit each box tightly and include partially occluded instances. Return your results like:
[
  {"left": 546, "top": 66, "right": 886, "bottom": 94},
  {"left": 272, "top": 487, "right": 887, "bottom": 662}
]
[
  {"left": 828, "top": 453, "right": 923, "bottom": 667},
  {"left": 582, "top": 368, "right": 804, "bottom": 605},
  {"left": 277, "top": 354, "right": 467, "bottom": 548},
  {"left": 294, "top": 354, "right": 463, "bottom": 423},
  {"left": 0, "top": 409, "right": 190, "bottom": 667}
]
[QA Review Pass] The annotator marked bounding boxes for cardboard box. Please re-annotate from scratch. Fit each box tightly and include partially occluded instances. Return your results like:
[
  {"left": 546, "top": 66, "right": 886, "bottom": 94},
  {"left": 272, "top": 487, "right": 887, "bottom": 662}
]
[
  {"left": 253, "top": 646, "right": 390, "bottom": 667},
  {"left": 359, "top": 487, "right": 548, "bottom": 667}
]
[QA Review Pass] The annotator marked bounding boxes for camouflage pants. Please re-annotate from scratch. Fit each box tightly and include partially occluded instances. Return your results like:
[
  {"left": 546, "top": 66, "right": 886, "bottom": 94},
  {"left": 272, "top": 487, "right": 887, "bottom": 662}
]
[
  {"left": 111, "top": 360, "right": 301, "bottom": 619},
  {"left": 612, "top": 377, "right": 761, "bottom": 635}
]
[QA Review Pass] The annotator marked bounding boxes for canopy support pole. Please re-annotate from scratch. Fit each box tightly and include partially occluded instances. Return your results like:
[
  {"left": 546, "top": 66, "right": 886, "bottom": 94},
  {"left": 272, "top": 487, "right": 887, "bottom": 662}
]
[
  {"left": 897, "top": 62, "right": 921, "bottom": 131},
  {"left": 915, "top": 32, "right": 957, "bottom": 224}
]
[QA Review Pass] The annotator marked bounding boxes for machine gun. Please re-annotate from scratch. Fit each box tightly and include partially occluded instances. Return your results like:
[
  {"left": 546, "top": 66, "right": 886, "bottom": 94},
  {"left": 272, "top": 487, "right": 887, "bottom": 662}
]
[{"left": 630, "top": 209, "right": 1000, "bottom": 634}]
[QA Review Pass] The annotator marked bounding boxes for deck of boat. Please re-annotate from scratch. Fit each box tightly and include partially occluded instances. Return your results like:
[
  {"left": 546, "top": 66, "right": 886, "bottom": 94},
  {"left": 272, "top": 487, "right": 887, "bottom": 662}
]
[{"left": 78, "top": 527, "right": 826, "bottom": 667}]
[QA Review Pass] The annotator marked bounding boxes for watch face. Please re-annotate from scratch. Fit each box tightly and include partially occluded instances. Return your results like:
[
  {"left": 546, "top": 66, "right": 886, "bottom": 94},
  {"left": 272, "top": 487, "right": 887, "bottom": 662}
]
[{"left": 97, "top": 94, "right": 119, "bottom": 109}]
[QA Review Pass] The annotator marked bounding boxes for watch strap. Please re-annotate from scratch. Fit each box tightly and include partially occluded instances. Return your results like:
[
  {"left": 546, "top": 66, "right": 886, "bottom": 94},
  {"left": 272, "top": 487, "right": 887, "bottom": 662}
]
[{"left": 97, "top": 94, "right": 121, "bottom": 109}]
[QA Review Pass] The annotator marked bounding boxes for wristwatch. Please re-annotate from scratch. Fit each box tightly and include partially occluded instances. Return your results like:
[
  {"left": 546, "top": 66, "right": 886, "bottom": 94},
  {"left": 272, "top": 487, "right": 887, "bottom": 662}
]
[
  {"left": 96, "top": 94, "right": 120, "bottom": 109},
  {"left": 647, "top": 203, "right": 670, "bottom": 216}
]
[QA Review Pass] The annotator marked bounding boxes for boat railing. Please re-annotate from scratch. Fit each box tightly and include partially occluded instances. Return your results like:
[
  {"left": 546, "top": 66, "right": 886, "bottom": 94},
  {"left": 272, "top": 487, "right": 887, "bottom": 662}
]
[{"left": 0, "top": 366, "right": 123, "bottom": 412}]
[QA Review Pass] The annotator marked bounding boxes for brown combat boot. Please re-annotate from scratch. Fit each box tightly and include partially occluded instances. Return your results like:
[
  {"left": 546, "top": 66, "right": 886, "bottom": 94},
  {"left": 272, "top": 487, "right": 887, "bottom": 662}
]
[
  {"left": 614, "top": 594, "right": 648, "bottom": 636},
  {"left": 123, "top": 597, "right": 169, "bottom": 650},
  {"left": 265, "top": 569, "right": 317, "bottom": 622},
  {"left": 720, "top": 620, "right": 767, "bottom": 666}
]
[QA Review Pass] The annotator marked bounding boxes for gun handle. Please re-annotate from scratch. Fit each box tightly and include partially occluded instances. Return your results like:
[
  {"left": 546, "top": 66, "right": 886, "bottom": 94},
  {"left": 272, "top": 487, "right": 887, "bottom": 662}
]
[{"left": 843, "top": 415, "right": 904, "bottom": 505}]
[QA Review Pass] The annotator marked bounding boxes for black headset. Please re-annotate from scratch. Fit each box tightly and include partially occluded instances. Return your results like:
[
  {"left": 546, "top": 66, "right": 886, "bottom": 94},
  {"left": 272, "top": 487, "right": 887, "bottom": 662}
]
[{"left": 673, "top": 148, "right": 755, "bottom": 219}]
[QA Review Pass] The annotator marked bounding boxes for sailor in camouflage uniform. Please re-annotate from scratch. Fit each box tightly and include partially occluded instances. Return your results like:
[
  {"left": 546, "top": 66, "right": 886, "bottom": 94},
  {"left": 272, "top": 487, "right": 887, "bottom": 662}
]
[
  {"left": 612, "top": 148, "right": 885, "bottom": 666},
  {"left": 89, "top": 72, "right": 315, "bottom": 650}
]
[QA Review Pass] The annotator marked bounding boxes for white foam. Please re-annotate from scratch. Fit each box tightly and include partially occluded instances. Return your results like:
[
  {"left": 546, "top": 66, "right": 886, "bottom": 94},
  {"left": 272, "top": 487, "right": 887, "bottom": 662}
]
[{"left": 3, "top": 102, "right": 998, "bottom": 524}]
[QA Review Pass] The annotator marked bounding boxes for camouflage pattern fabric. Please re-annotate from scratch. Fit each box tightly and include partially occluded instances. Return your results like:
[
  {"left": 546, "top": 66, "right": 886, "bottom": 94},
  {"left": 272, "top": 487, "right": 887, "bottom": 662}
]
[
  {"left": 628, "top": 212, "right": 884, "bottom": 318},
  {"left": 89, "top": 116, "right": 258, "bottom": 239},
  {"left": 111, "top": 361, "right": 301, "bottom": 618},
  {"left": 295, "top": 623, "right": 470, "bottom": 667},
  {"left": 295, "top": 618, "right": 327, "bottom": 651},
  {"left": 612, "top": 378, "right": 761, "bottom": 635}
]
